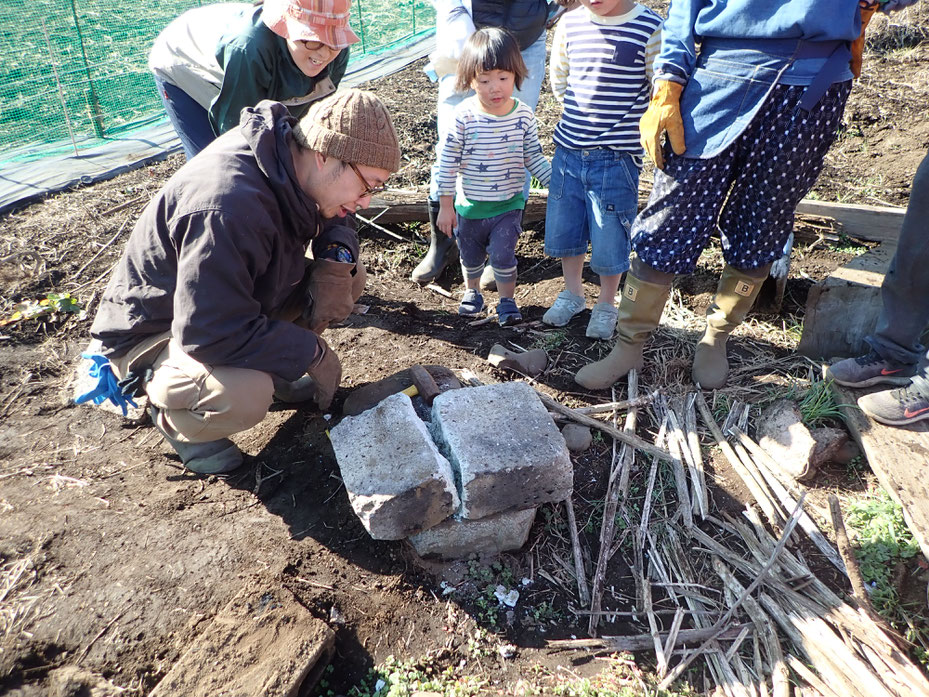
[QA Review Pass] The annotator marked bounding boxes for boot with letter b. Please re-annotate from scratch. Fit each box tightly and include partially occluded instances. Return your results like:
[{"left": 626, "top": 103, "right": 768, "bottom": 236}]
[
  {"left": 692, "top": 264, "right": 765, "bottom": 389},
  {"left": 575, "top": 274, "right": 671, "bottom": 390},
  {"left": 411, "top": 199, "right": 458, "bottom": 284}
]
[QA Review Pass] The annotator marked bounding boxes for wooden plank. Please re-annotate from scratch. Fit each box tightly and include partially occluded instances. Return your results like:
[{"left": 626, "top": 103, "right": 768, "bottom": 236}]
[
  {"left": 795, "top": 200, "right": 906, "bottom": 244},
  {"left": 833, "top": 383, "right": 929, "bottom": 562},
  {"left": 797, "top": 242, "right": 898, "bottom": 360},
  {"left": 150, "top": 586, "right": 335, "bottom": 697}
]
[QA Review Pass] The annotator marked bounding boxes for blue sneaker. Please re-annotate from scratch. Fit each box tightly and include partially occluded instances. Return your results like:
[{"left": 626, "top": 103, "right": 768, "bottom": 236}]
[
  {"left": 458, "top": 289, "right": 484, "bottom": 316},
  {"left": 496, "top": 297, "right": 522, "bottom": 326},
  {"left": 826, "top": 350, "right": 917, "bottom": 388}
]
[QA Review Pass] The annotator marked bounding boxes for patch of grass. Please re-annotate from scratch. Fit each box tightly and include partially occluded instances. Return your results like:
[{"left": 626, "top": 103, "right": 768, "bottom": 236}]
[
  {"left": 844, "top": 489, "right": 929, "bottom": 665},
  {"left": 533, "top": 328, "right": 569, "bottom": 352},
  {"left": 797, "top": 377, "right": 846, "bottom": 427},
  {"left": 342, "top": 654, "right": 486, "bottom": 697}
]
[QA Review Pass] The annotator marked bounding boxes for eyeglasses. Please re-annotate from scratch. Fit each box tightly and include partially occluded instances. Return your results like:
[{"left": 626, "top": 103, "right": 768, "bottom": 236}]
[
  {"left": 298, "top": 40, "right": 340, "bottom": 54},
  {"left": 348, "top": 162, "right": 388, "bottom": 197}
]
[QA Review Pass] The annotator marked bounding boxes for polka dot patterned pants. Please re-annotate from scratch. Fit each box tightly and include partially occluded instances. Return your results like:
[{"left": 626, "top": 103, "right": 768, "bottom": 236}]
[{"left": 632, "top": 80, "right": 853, "bottom": 275}]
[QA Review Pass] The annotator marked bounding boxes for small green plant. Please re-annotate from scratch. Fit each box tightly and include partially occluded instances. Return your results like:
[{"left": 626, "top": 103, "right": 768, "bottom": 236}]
[
  {"left": 343, "top": 654, "right": 486, "bottom": 697},
  {"left": 798, "top": 378, "right": 846, "bottom": 426},
  {"left": 533, "top": 328, "right": 569, "bottom": 352},
  {"left": 844, "top": 489, "right": 928, "bottom": 666},
  {"left": 1, "top": 292, "right": 82, "bottom": 326}
]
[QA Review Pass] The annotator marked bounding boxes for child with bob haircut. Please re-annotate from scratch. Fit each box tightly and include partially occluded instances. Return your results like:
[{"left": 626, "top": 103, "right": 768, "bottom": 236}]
[
  {"left": 542, "top": 0, "right": 662, "bottom": 339},
  {"left": 435, "top": 26, "right": 552, "bottom": 326}
]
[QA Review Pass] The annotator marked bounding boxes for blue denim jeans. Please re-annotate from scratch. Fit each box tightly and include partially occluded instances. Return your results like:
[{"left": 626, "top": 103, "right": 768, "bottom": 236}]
[
  {"left": 428, "top": 31, "right": 546, "bottom": 202},
  {"left": 154, "top": 76, "right": 216, "bottom": 160},
  {"left": 544, "top": 146, "right": 638, "bottom": 276},
  {"left": 866, "top": 150, "right": 929, "bottom": 366}
]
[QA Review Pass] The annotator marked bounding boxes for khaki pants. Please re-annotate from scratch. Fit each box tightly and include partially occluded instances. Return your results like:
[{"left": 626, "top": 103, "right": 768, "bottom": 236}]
[{"left": 108, "top": 259, "right": 366, "bottom": 443}]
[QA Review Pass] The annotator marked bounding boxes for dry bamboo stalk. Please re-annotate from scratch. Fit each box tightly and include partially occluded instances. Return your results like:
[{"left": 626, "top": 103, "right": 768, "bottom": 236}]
[
  {"left": 669, "top": 397, "right": 705, "bottom": 519},
  {"left": 732, "top": 442, "right": 791, "bottom": 524},
  {"left": 644, "top": 569, "right": 669, "bottom": 676},
  {"left": 666, "top": 406, "right": 694, "bottom": 529},
  {"left": 732, "top": 427, "right": 846, "bottom": 575},
  {"left": 564, "top": 497, "right": 591, "bottom": 607},
  {"left": 826, "top": 494, "right": 872, "bottom": 611},
  {"left": 753, "top": 635, "right": 772, "bottom": 697},
  {"left": 684, "top": 393, "right": 709, "bottom": 517},
  {"left": 546, "top": 623, "right": 754, "bottom": 651},
  {"left": 589, "top": 373, "right": 638, "bottom": 636},
  {"left": 663, "top": 606, "right": 686, "bottom": 661},
  {"left": 714, "top": 558, "right": 790, "bottom": 697},
  {"left": 572, "top": 389, "right": 658, "bottom": 415},
  {"left": 784, "top": 655, "right": 845, "bottom": 697},
  {"left": 536, "top": 390, "right": 676, "bottom": 462},
  {"left": 694, "top": 392, "right": 784, "bottom": 529},
  {"left": 659, "top": 497, "right": 806, "bottom": 690}
]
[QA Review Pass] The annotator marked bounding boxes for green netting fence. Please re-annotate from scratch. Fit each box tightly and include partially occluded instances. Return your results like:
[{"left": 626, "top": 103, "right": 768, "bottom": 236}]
[{"left": 0, "top": 0, "right": 435, "bottom": 164}]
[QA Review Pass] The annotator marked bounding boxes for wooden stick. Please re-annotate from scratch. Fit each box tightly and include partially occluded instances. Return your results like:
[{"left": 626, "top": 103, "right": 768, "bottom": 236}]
[
  {"left": 827, "top": 494, "right": 873, "bottom": 613},
  {"left": 355, "top": 212, "right": 407, "bottom": 241},
  {"left": 537, "top": 389, "right": 676, "bottom": 462},
  {"left": 666, "top": 405, "right": 694, "bottom": 530},
  {"left": 572, "top": 389, "right": 659, "bottom": 415},
  {"left": 425, "top": 283, "right": 454, "bottom": 299},
  {"left": 547, "top": 623, "right": 753, "bottom": 652},
  {"left": 589, "top": 373, "right": 638, "bottom": 636},
  {"left": 564, "top": 497, "right": 591, "bottom": 607}
]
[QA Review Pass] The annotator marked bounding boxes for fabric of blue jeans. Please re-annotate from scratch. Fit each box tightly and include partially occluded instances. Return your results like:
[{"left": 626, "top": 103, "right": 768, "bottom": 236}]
[
  {"left": 655, "top": 0, "right": 862, "bottom": 83},
  {"left": 428, "top": 31, "right": 546, "bottom": 202},
  {"left": 544, "top": 147, "right": 638, "bottom": 277},
  {"left": 675, "top": 38, "right": 851, "bottom": 159},
  {"left": 455, "top": 209, "right": 523, "bottom": 284},
  {"left": 632, "top": 80, "right": 851, "bottom": 276},
  {"left": 866, "top": 150, "right": 929, "bottom": 366},
  {"left": 154, "top": 77, "right": 215, "bottom": 160}
]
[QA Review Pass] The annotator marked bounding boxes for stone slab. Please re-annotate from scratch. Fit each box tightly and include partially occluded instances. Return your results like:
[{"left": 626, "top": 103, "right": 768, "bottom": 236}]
[
  {"left": 330, "top": 392, "right": 460, "bottom": 540},
  {"left": 408, "top": 507, "right": 537, "bottom": 560},
  {"left": 149, "top": 586, "right": 335, "bottom": 697},
  {"left": 431, "top": 382, "right": 572, "bottom": 520}
]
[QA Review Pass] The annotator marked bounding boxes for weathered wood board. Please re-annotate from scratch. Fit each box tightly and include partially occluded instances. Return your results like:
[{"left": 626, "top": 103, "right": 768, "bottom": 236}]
[
  {"left": 833, "top": 383, "right": 929, "bottom": 562},
  {"left": 149, "top": 586, "right": 335, "bottom": 697},
  {"left": 797, "top": 242, "right": 898, "bottom": 360}
]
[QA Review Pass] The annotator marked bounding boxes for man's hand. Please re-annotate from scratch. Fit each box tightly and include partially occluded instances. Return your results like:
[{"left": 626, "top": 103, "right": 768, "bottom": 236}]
[
  {"left": 306, "top": 337, "right": 342, "bottom": 411},
  {"left": 437, "top": 198, "right": 456, "bottom": 237},
  {"left": 851, "top": 3, "right": 879, "bottom": 78},
  {"left": 303, "top": 258, "right": 358, "bottom": 333},
  {"left": 640, "top": 80, "right": 686, "bottom": 170}
]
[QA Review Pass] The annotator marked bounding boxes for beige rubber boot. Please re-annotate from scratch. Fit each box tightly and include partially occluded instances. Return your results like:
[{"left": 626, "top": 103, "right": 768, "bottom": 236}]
[
  {"left": 575, "top": 275, "right": 671, "bottom": 390},
  {"left": 692, "top": 265, "right": 765, "bottom": 389}
]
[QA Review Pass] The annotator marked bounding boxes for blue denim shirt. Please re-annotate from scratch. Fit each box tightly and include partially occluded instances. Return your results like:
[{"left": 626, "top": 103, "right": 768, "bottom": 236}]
[{"left": 657, "top": 0, "right": 862, "bottom": 158}]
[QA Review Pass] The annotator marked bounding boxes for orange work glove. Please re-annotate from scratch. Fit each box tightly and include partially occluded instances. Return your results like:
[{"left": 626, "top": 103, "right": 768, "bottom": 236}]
[
  {"left": 640, "top": 80, "right": 686, "bottom": 170},
  {"left": 851, "top": 3, "right": 878, "bottom": 79}
]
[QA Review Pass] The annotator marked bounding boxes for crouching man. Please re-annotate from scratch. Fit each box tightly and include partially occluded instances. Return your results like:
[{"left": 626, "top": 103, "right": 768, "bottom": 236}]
[{"left": 86, "top": 90, "right": 400, "bottom": 474}]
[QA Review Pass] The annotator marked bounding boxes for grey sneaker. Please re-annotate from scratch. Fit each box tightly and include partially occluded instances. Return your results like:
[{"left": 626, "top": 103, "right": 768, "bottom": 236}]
[
  {"left": 273, "top": 375, "right": 318, "bottom": 403},
  {"left": 150, "top": 406, "right": 244, "bottom": 474},
  {"left": 826, "top": 350, "right": 917, "bottom": 388},
  {"left": 857, "top": 376, "right": 929, "bottom": 426},
  {"left": 586, "top": 302, "right": 618, "bottom": 339},
  {"left": 542, "top": 290, "right": 586, "bottom": 327}
]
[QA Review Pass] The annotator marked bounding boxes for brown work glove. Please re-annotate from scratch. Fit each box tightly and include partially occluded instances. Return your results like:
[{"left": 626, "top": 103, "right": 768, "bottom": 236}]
[
  {"left": 302, "top": 258, "right": 365, "bottom": 334},
  {"left": 640, "top": 80, "right": 686, "bottom": 170},
  {"left": 306, "top": 336, "right": 342, "bottom": 411},
  {"left": 851, "top": 3, "right": 878, "bottom": 79}
]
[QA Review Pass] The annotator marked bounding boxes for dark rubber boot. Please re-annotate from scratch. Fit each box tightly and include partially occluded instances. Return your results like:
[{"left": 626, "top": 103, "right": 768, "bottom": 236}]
[{"left": 411, "top": 199, "right": 458, "bottom": 284}]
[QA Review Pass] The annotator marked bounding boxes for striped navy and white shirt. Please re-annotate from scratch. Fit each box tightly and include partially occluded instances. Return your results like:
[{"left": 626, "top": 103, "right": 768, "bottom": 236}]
[
  {"left": 437, "top": 96, "right": 552, "bottom": 217},
  {"left": 550, "top": 4, "right": 662, "bottom": 152}
]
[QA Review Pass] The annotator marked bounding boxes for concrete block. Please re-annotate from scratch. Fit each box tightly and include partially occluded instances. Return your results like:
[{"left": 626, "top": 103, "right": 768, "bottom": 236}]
[
  {"left": 431, "top": 382, "right": 572, "bottom": 520},
  {"left": 408, "top": 507, "right": 536, "bottom": 560},
  {"left": 330, "top": 392, "right": 460, "bottom": 540}
]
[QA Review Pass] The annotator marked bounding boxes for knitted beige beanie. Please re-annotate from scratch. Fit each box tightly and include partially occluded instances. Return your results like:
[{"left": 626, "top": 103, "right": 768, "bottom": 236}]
[{"left": 294, "top": 89, "right": 401, "bottom": 173}]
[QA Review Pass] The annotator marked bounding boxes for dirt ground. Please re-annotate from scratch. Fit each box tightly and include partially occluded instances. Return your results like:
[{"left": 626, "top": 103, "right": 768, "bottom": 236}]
[{"left": 1, "top": 7, "right": 929, "bottom": 696}]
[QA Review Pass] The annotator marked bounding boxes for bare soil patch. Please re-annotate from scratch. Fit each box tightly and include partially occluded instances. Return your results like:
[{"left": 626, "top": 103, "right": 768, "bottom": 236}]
[{"left": 1, "top": 9, "right": 928, "bottom": 695}]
